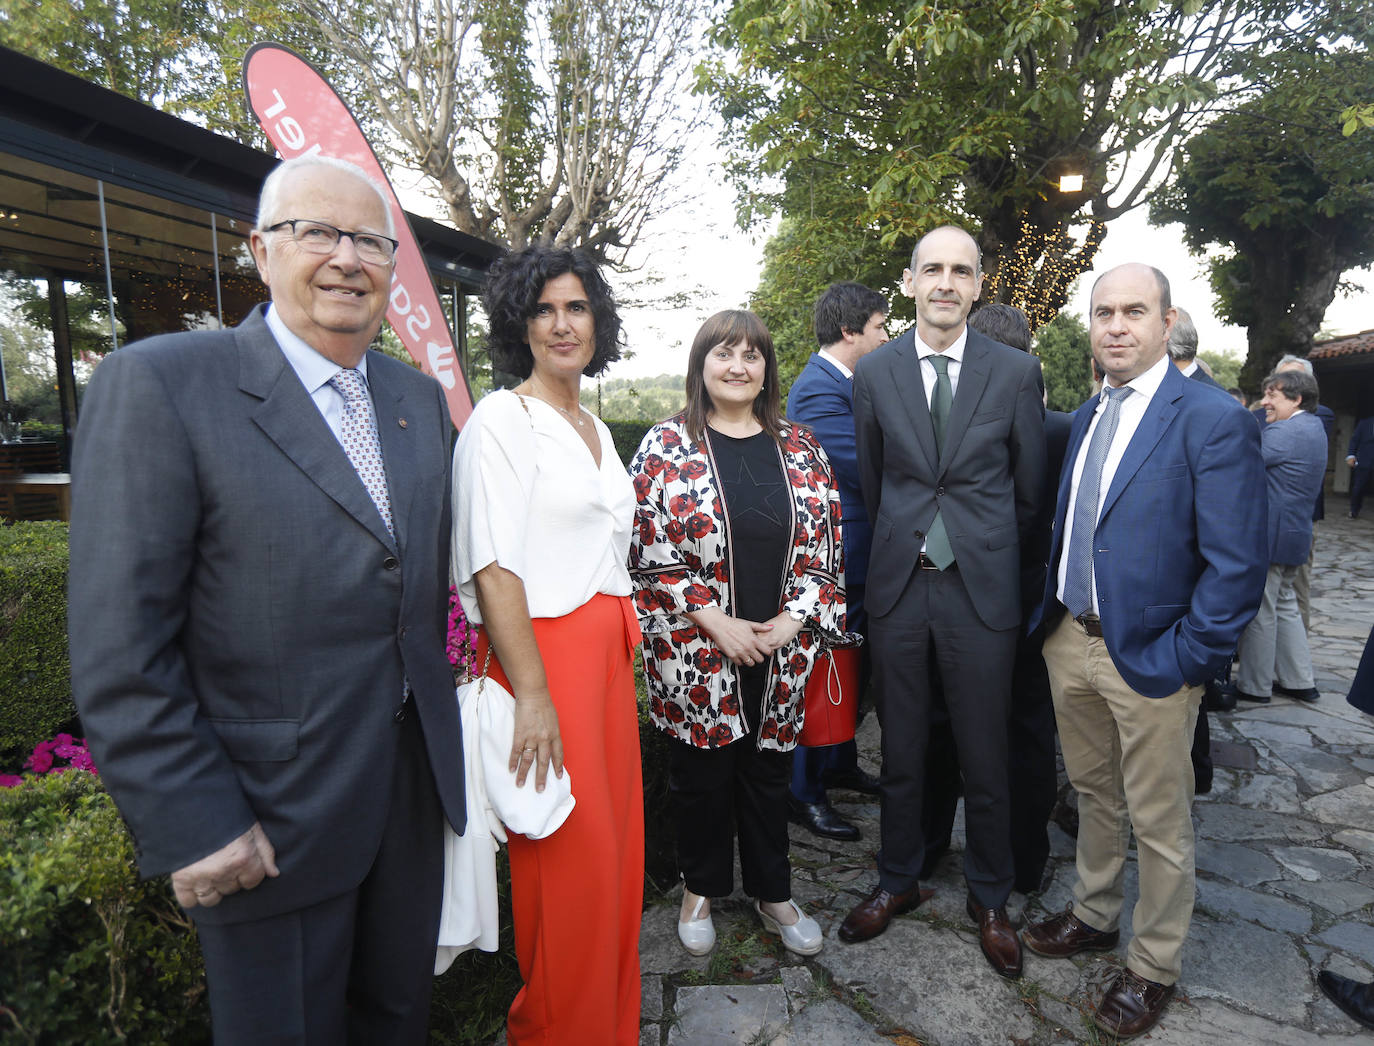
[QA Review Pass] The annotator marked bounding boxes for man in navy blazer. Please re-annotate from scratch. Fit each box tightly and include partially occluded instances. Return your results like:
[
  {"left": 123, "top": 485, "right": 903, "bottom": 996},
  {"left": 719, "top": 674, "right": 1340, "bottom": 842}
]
[
  {"left": 786, "top": 281, "right": 889, "bottom": 841},
  {"left": 1232, "top": 369, "right": 1329, "bottom": 704},
  {"left": 1346, "top": 414, "right": 1374, "bottom": 517},
  {"left": 1022, "top": 264, "right": 1266, "bottom": 1039},
  {"left": 68, "top": 157, "right": 465, "bottom": 1043}
]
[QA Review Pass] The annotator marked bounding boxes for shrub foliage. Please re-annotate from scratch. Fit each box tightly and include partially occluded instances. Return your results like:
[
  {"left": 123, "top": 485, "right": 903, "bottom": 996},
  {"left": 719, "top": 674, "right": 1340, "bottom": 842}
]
[
  {"left": 0, "top": 521, "right": 74, "bottom": 765},
  {"left": 0, "top": 772, "right": 209, "bottom": 1045}
]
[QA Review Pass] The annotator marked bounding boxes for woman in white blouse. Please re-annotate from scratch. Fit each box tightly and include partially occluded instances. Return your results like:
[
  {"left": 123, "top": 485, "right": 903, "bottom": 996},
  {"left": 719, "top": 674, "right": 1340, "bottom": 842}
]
[{"left": 451, "top": 246, "right": 643, "bottom": 1045}]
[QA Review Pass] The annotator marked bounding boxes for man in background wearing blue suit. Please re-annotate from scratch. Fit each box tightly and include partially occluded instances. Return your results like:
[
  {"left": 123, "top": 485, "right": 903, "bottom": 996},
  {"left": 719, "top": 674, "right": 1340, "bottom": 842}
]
[
  {"left": 1022, "top": 263, "right": 1267, "bottom": 1039},
  {"left": 786, "top": 282, "right": 889, "bottom": 840},
  {"left": 1231, "top": 368, "right": 1329, "bottom": 704}
]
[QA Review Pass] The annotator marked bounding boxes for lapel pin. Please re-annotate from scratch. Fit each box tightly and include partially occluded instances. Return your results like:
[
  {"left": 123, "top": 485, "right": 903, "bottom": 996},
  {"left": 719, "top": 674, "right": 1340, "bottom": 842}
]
[{"left": 398, "top": 418, "right": 408, "bottom": 429}]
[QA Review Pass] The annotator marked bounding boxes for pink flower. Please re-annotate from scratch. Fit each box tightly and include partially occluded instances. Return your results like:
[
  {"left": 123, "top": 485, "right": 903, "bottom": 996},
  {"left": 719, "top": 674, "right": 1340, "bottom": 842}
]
[
  {"left": 0, "top": 774, "right": 23, "bottom": 788},
  {"left": 25, "top": 747, "right": 53, "bottom": 774}
]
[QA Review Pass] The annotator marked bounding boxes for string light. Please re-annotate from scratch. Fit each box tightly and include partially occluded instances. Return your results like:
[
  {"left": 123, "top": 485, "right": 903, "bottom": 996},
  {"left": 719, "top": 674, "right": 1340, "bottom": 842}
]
[{"left": 982, "top": 215, "right": 1107, "bottom": 332}]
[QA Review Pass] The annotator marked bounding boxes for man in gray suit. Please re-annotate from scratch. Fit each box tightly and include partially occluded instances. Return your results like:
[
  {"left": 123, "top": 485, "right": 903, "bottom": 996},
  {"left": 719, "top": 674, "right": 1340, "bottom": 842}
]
[
  {"left": 839, "top": 226, "right": 1045, "bottom": 980},
  {"left": 1230, "top": 367, "right": 1329, "bottom": 704},
  {"left": 68, "top": 156, "right": 465, "bottom": 1044}
]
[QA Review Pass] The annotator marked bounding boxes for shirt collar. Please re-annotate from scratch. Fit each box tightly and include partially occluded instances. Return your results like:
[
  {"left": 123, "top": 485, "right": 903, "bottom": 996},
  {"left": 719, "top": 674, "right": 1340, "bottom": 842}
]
[
  {"left": 1180, "top": 359, "right": 1199, "bottom": 377},
  {"left": 266, "top": 303, "right": 369, "bottom": 395},
  {"left": 817, "top": 348, "right": 853, "bottom": 380},
  {"left": 915, "top": 325, "right": 968, "bottom": 363},
  {"left": 1102, "top": 351, "right": 1170, "bottom": 405}
]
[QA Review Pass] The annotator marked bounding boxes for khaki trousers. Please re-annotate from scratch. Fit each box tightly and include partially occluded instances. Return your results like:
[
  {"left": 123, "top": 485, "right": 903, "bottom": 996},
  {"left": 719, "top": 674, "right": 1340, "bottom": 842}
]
[{"left": 1042, "top": 614, "right": 1202, "bottom": 985}]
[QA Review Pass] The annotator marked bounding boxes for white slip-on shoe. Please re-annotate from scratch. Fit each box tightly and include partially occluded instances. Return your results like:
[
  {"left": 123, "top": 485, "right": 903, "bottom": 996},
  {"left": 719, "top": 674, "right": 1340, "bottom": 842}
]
[
  {"left": 678, "top": 894, "right": 716, "bottom": 956},
  {"left": 755, "top": 898, "right": 823, "bottom": 956}
]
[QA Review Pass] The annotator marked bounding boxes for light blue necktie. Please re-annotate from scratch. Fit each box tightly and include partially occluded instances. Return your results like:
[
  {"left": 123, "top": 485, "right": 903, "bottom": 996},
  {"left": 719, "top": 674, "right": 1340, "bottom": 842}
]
[
  {"left": 1063, "top": 385, "right": 1133, "bottom": 619},
  {"left": 924, "top": 354, "right": 955, "bottom": 569}
]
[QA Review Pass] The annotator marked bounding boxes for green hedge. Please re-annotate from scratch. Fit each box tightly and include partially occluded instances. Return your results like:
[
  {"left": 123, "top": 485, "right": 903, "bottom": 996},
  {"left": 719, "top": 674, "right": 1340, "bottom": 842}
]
[
  {"left": 0, "top": 772, "right": 209, "bottom": 1045},
  {"left": 18, "top": 422, "right": 64, "bottom": 443},
  {"left": 603, "top": 419, "right": 655, "bottom": 466},
  {"left": 0, "top": 521, "right": 73, "bottom": 765}
]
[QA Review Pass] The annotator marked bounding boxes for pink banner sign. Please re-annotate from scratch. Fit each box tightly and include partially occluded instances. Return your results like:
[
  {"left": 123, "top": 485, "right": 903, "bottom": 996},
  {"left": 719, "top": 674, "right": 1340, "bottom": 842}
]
[{"left": 242, "top": 42, "right": 474, "bottom": 428}]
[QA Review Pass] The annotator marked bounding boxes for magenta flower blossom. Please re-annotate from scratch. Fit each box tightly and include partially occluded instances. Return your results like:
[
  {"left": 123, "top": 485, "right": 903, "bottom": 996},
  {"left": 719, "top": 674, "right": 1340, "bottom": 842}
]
[
  {"left": 446, "top": 586, "right": 480, "bottom": 678},
  {"left": 6, "top": 734, "right": 99, "bottom": 785}
]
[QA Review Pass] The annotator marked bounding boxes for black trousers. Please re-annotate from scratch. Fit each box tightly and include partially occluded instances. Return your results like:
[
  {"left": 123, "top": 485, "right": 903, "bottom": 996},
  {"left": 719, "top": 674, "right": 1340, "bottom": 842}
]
[
  {"left": 919, "top": 622, "right": 1058, "bottom": 893},
  {"left": 871, "top": 566, "right": 1017, "bottom": 908},
  {"left": 194, "top": 709, "right": 444, "bottom": 1046},
  {"left": 1352, "top": 467, "right": 1374, "bottom": 517},
  {"left": 670, "top": 664, "right": 793, "bottom": 902}
]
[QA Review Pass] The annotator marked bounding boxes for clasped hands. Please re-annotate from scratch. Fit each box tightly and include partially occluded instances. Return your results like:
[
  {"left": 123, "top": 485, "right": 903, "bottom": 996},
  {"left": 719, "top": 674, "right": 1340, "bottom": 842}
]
[
  {"left": 171, "top": 821, "right": 279, "bottom": 909},
  {"left": 690, "top": 606, "right": 805, "bottom": 667}
]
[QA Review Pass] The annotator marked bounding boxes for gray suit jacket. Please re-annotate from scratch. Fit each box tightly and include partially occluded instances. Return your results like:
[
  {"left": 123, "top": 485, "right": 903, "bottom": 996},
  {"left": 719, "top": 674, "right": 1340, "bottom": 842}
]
[
  {"left": 853, "top": 326, "right": 1046, "bottom": 630},
  {"left": 68, "top": 305, "right": 464, "bottom": 924},
  {"left": 1262, "top": 410, "right": 1328, "bottom": 564}
]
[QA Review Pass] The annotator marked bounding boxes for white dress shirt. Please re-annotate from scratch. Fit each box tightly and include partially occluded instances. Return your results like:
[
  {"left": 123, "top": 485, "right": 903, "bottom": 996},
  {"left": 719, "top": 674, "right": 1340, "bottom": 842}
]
[
  {"left": 266, "top": 303, "right": 368, "bottom": 445},
  {"left": 915, "top": 327, "right": 968, "bottom": 405},
  {"left": 818, "top": 348, "right": 854, "bottom": 380},
  {"left": 1056, "top": 353, "right": 1172, "bottom": 614}
]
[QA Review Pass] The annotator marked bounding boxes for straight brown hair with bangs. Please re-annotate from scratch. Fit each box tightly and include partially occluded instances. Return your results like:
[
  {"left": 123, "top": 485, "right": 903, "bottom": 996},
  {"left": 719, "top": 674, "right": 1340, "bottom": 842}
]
[{"left": 683, "top": 310, "right": 784, "bottom": 448}]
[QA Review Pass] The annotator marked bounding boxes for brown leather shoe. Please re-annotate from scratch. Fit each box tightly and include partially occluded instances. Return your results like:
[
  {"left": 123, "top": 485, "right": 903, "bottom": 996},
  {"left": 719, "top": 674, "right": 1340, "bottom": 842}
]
[
  {"left": 1093, "top": 968, "right": 1174, "bottom": 1038},
  {"left": 838, "top": 884, "right": 934, "bottom": 943},
  {"left": 966, "top": 896, "right": 1023, "bottom": 979},
  {"left": 1021, "top": 907, "right": 1120, "bottom": 958}
]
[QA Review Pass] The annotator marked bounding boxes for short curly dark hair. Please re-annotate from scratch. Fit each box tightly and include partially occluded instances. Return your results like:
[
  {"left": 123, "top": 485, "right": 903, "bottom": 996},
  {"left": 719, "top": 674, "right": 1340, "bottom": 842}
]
[{"left": 482, "top": 245, "right": 623, "bottom": 379}]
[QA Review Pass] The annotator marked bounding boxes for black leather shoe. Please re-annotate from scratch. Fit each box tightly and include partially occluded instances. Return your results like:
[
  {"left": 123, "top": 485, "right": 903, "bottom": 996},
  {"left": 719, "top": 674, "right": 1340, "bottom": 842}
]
[
  {"left": 789, "top": 798, "right": 860, "bottom": 841},
  {"left": 823, "top": 767, "right": 882, "bottom": 796},
  {"left": 1319, "top": 970, "right": 1374, "bottom": 1029},
  {"left": 1203, "top": 679, "right": 1236, "bottom": 712},
  {"left": 1227, "top": 683, "right": 1270, "bottom": 704},
  {"left": 1274, "top": 683, "right": 1320, "bottom": 702}
]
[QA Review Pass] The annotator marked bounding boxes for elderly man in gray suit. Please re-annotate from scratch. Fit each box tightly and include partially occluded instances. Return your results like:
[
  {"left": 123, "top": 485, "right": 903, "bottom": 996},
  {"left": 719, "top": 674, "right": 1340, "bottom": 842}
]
[
  {"left": 1230, "top": 367, "right": 1330, "bottom": 705},
  {"left": 68, "top": 156, "right": 465, "bottom": 1044},
  {"left": 839, "top": 226, "right": 1045, "bottom": 980}
]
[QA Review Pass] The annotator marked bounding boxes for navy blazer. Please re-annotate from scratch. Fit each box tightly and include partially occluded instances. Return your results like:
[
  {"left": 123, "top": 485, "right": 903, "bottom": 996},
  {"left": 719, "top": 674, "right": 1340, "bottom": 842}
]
[
  {"left": 1261, "top": 411, "right": 1328, "bottom": 564},
  {"left": 1349, "top": 416, "right": 1374, "bottom": 464},
  {"left": 787, "top": 353, "right": 871, "bottom": 591},
  {"left": 1031, "top": 363, "right": 1268, "bottom": 698}
]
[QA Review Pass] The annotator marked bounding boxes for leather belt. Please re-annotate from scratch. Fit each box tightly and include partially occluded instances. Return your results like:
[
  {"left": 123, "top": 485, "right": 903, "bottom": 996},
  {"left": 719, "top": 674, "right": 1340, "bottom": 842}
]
[
  {"left": 1076, "top": 613, "right": 1104, "bottom": 637},
  {"left": 917, "top": 553, "right": 955, "bottom": 572}
]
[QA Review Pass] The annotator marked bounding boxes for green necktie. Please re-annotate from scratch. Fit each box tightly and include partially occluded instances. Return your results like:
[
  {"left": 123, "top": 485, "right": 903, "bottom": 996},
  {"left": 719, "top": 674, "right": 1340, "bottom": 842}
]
[{"left": 924, "top": 354, "right": 955, "bottom": 569}]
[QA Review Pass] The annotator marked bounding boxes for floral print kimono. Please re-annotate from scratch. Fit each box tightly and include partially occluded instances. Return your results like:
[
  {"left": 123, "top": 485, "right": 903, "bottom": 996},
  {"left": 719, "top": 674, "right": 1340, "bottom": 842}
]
[{"left": 628, "top": 414, "right": 851, "bottom": 751}]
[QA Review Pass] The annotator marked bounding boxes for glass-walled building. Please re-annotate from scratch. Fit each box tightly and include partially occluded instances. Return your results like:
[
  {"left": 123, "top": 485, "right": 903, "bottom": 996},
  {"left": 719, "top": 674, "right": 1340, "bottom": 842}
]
[{"left": 0, "top": 45, "right": 500, "bottom": 490}]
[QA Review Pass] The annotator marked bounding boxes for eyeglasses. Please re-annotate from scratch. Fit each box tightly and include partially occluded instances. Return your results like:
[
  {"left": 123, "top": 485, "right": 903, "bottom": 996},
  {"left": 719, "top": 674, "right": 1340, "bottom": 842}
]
[{"left": 265, "top": 219, "right": 398, "bottom": 264}]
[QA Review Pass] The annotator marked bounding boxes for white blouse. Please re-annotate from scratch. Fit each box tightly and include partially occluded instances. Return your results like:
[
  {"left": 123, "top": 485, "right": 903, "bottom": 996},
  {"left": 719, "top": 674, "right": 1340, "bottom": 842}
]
[{"left": 451, "top": 389, "right": 635, "bottom": 622}]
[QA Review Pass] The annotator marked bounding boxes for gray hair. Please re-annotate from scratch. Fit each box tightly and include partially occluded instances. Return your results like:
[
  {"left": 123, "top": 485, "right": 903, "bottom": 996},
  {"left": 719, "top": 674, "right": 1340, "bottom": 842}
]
[
  {"left": 1276, "top": 354, "right": 1314, "bottom": 376},
  {"left": 256, "top": 155, "right": 395, "bottom": 239},
  {"left": 1167, "top": 307, "right": 1198, "bottom": 361}
]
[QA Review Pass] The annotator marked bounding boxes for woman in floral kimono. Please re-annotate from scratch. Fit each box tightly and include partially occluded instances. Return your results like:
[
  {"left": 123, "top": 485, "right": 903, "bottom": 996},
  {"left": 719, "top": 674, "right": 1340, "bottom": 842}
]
[{"left": 628, "top": 309, "right": 849, "bottom": 958}]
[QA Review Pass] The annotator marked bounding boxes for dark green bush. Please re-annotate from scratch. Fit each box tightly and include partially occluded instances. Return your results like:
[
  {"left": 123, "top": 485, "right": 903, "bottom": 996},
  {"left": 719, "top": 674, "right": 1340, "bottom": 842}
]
[
  {"left": 0, "top": 521, "right": 73, "bottom": 765},
  {"left": 0, "top": 771, "right": 209, "bottom": 1045},
  {"left": 18, "top": 422, "right": 64, "bottom": 443},
  {"left": 603, "top": 420, "right": 655, "bottom": 466}
]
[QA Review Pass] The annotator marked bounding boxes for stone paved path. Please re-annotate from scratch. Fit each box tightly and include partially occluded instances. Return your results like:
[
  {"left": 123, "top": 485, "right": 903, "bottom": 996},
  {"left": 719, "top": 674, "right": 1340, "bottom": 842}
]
[{"left": 635, "top": 505, "right": 1374, "bottom": 1045}]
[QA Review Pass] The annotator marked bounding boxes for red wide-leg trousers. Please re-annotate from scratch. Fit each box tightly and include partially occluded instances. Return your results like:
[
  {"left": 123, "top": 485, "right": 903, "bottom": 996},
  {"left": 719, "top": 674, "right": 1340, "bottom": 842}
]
[{"left": 480, "top": 593, "right": 644, "bottom": 1045}]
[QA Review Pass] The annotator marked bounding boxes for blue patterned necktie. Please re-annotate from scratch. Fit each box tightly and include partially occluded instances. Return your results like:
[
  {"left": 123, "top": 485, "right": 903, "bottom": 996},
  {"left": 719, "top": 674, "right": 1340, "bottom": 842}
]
[
  {"left": 328, "top": 369, "right": 394, "bottom": 538},
  {"left": 924, "top": 354, "right": 955, "bottom": 569},
  {"left": 1063, "top": 385, "right": 1133, "bottom": 619}
]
